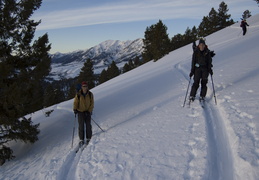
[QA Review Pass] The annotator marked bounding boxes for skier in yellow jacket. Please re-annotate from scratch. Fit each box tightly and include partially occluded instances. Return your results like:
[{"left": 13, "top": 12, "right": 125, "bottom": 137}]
[{"left": 73, "top": 81, "right": 94, "bottom": 146}]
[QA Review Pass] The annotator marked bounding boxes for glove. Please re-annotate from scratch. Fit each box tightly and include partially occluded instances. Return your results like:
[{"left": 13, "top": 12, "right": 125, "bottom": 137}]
[
  {"left": 209, "top": 69, "right": 213, "bottom": 75},
  {"left": 73, "top": 109, "right": 78, "bottom": 115},
  {"left": 189, "top": 71, "right": 194, "bottom": 78},
  {"left": 210, "top": 51, "right": 216, "bottom": 57}
]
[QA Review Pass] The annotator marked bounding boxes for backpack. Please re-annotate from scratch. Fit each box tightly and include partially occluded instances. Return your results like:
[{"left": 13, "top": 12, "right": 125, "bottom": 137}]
[
  {"left": 76, "top": 91, "right": 92, "bottom": 100},
  {"left": 240, "top": 21, "right": 244, "bottom": 27}
]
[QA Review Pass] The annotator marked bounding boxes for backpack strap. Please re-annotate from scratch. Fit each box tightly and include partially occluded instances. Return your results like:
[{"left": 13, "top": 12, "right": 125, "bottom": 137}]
[
  {"left": 77, "top": 91, "right": 92, "bottom": 101},
  {"left": 88, "top": 91, "right": 92, "bottom": 99}
]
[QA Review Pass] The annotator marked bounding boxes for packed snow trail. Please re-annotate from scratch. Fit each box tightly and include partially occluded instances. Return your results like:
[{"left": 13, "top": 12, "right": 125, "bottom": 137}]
[
  {"left": 176, "top": 57, "right": 235, "bottom": 179},
  {"left": 56, "top": 144, "right": 81, "bottom": 180},
  {"left": 203, "top": 99, "right": 234, "bottom": 180}
]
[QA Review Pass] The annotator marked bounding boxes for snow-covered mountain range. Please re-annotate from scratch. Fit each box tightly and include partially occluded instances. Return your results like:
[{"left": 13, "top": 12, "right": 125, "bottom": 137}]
[{"left": 49, "top": 38, "right": 144, "bottom": 80}]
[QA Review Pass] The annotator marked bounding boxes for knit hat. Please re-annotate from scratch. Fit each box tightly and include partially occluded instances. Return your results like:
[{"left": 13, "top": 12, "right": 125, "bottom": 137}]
[
  {"left": 81, "top": 81, "right": 88, "bottom": 86},
  {"left": 199, "top": 39, "right": 206, "bottom": 45}
]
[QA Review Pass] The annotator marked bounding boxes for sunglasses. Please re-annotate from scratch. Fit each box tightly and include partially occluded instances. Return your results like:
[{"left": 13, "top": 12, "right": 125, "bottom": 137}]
[{"left": 82, "top": 86, "right": 88, "bottom": 87}]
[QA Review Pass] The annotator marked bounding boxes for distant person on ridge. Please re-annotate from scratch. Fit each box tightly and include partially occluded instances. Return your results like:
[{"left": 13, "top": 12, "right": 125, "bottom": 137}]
[
  {"left": 189, "top": 39, "right": 213, "bottom": 102},
  {"left": 73, "top": 81, "right": 94, "bottom": 146},
  {"left": 240, "top": 19, "right": 249, "bottom": 36}
]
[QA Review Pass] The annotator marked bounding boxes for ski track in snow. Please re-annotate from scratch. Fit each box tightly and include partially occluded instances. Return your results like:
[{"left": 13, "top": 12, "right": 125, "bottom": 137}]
[
  {"left": 203, "top": 99, "right": 234, "bottom": 180},
  {"left": 56, "top": 144, "right": 80, "bottom": 180},
  {"left": 176, "top": 61, "right": 234, "bottom": 179}
]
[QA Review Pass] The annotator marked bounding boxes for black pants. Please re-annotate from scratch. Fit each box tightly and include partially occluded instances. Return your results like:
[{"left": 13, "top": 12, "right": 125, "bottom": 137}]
[
  {"left": 243, "top": 27, "right": 247, "bottom": 35},
  {"left": 190, "top": 68, "right": 209, "bottom": 98},
  {"left": 78, "top": 112, "right": 92, "bottom": 141}
]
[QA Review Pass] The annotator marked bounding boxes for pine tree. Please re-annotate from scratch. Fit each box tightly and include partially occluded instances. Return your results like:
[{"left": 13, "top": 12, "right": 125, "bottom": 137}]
[
  {"left": 128, "top": 59, "right": 134, "bottom": 69},
  {"left": 217, "top": 1, "right": 234, "bottom": 29},
  {"left": 0, "top": 0, "right": 51, "bottom": 165},
  {"left": 123, "top": 62, "right": 131, "bottom": 73},
  {"left": 99, "top": 69, "right": 108, "bottom": 84},
  {"left": 142, "top": 25, "right": 155, "bottom": 62},
  {"left": 198, "top": 2, "right": 234, "bottom": 37},
  {"left": 208, "top": 8, "right": 219, "bottom": 33},
  {"left": 134, "top": 56, "right": 142, "bottom": 67},
  {"left": 183, "top": 27, "right": 196, "bottom": 45},
  {"left": 77, "top": 59, "right": 95, "bottom": 89},
  {"left": 107, "top": 61, "right": 120, "bottom": 79},
  {"left": 68, "top": 80, "right": 77, "bottom": 99},
  {"left": 142, "top": 20, "right": 171, "bottom": 62},
  {"left": 198, "top": 16, "right": 209, "bottom": 37},
  {"left": 198, "top": 8, "right": 218, "bottom": 37},
  {"left": 43, "top": 83, "right": 65, "bottom": 107},
  {"left": 43, "top": 84, "right": 55, "bottom": 107},
  {"left": 171, "top": 33, "right": 185, "bottom": 51},
  {"left": 191, "top": 26, "right": 198, "bottom": 41}
]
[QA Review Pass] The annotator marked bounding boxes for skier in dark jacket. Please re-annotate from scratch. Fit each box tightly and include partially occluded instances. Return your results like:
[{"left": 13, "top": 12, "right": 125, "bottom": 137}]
[
  {"left": 73, "top": 81, "right": 94, "bottom": 146},
  {"left": 189, "top": 39, "right": 213, "bottom": 101},
  {"left": 240, "top": 19, "right": 249, "bottom": 36}
]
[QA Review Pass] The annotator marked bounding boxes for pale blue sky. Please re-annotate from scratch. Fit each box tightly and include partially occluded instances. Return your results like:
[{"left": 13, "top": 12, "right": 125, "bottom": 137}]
[{"left": 33, "top": 0, "right": 259, "bottom": 54}]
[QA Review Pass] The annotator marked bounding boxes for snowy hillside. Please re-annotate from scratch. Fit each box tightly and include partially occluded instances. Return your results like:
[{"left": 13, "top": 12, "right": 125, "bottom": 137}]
[
  {"left": 49, "top": 38, "right": 143, "bottom": 80},
  {"left": 1, "top": 14, "right": 259, "bottom": 180}
]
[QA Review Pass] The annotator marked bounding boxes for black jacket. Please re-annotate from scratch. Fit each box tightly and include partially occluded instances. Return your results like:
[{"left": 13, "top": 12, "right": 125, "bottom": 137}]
[
  {"left": 191, "top": 48, "right": 212, "bottom": 73},
  {"left": 241, "top": 21, "right": 249, "bottom": 29}
]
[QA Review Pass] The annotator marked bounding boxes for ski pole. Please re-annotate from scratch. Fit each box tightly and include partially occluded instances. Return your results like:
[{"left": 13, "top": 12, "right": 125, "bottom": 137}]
[
  {"left": 91, "top": 118, "right": 105, "bottom": 132},
  {"left": 210, "top": 75, "right": 217, "bottom": 105},
  {"left": 183, "top": 77, "right": 191, "bottom": 107},
  {"left": 71, "top": 114, "right": 76, "bottom": 148},
  {"left": 238, "top": 29, "right": 242, "bottom": 36}
]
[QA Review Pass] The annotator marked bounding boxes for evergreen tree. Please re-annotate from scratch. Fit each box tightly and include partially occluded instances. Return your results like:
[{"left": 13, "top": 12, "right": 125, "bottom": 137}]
[
  {"left": 198, "top": 2, "right": 234, "bottom": 37},
  {"left": 242, "top": 10, "right": 252, "bottom": 20},
  {"left": 217, "top": 1, "right": 234, "bottom": 29},
  {"left": 191, "top": 26, "right": 198, "bottom": 41},
  {"left": 208, "top": 8, "right": 219, "bottom": 33},
  {"left": 198, "top": 8, "right": 218, "bottom": 37},
  {"left": 68, "top": 80, "right": 77, "bottom": 99},
  {"left": 198, "top": 16, "right": 210, "bottom": 37},
  {"left": 107, "top": 61, "right": 120, "bottom": 79},
  {"left": 43, "top": 84, "right": 65, "bottom": 107},
  {"left": 43, "top": 84, "right": 55, "bottom": 107},
  {"left": 171, "top": 33, "right": 185, "bottom": 51},
  {"left": 122, "top": 56, "right": 142, "bottom": 74},
  {"left": 142, "top": 25, "right": 155, "bottom": 62},
  {"left": 183, "top": 27, "right": 196, "bottom": 45},
  {"left": 123, "top": 62, "right": 131, "bottom": 73},
  {"left": 77, "top": 59, "right": 95, "bottom": 89},
  {"left": 134, "top": 56, "right": 142, "bottom": 67},
  {"left": 142, "top": 20, "right": 171, "bottom": 62},
  {"left": 128, "top": 59, "right": 134, "bottom": 69},
  {"left": 0, "top": 0, "right": 51, "bottom": 165},
  {"left": 99, "top": 69, "right": 108, "bottom": 84},
  {"left": 52, "top": 85, "right": 65, "bottom": 105}
]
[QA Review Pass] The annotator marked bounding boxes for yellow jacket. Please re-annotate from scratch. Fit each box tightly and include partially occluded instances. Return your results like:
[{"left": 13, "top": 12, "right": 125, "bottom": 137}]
[{"left": 73, "top": 90, "right": 94, "bottom": 113}]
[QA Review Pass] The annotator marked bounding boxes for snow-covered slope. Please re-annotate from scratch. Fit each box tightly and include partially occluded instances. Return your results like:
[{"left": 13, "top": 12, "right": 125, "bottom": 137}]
[
  {"left": 1, "top": 15, "right": 259, "bottom": 180},
  {"left": 49, "top": 38, "right": 144, "bottom": 80}
]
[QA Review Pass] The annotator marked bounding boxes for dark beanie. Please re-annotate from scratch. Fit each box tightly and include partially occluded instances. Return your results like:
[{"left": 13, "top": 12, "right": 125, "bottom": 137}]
[{"left": 199, "top": 39, "right": 206, "bottom": 45}]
